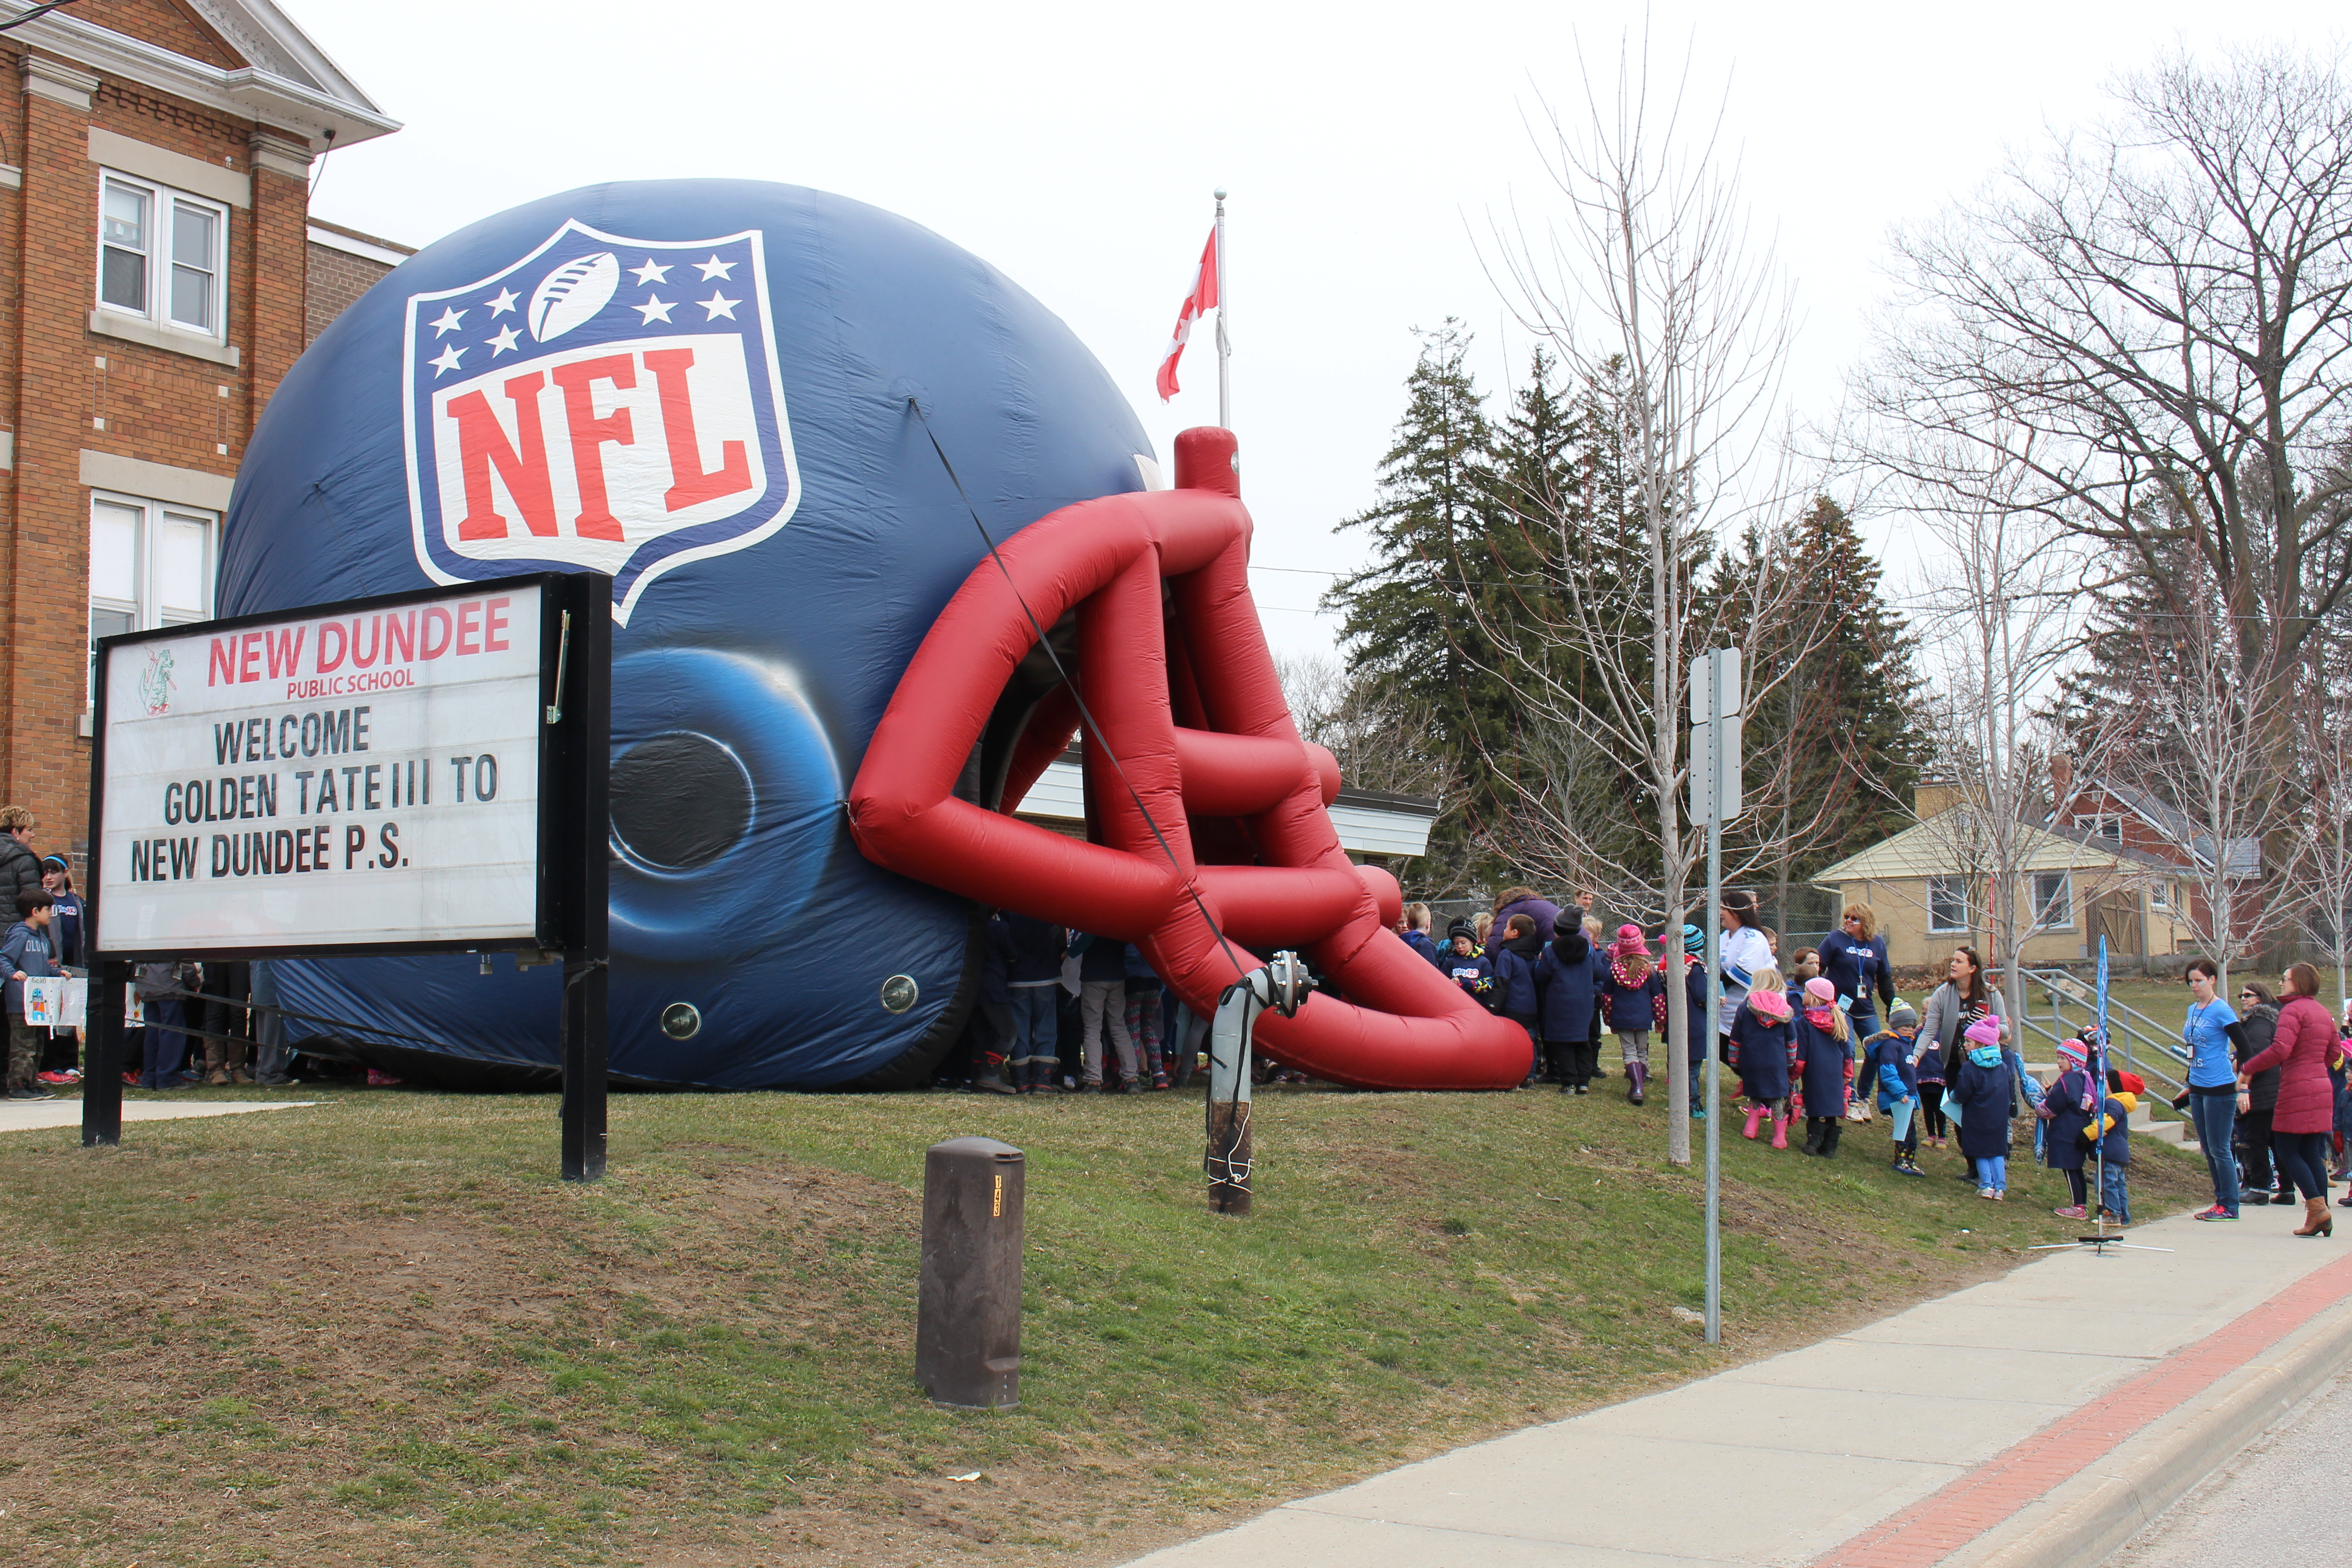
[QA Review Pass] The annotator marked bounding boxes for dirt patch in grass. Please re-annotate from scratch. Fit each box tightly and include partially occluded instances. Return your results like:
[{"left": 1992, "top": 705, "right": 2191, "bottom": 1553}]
[{"left": 0, "top": 1084, "right": 2216, "bottom": 1566}]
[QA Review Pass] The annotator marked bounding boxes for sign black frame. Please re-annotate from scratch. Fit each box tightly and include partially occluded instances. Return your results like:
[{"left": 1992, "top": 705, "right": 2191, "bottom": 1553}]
[{"left": 78, "top": 570, "right": 612, "bottom": 1180}]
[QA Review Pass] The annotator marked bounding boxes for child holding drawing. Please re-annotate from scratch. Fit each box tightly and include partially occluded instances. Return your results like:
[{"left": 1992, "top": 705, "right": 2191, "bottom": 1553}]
[{"left": 2, "top": 889, "right": 60, "bottom": 1102}]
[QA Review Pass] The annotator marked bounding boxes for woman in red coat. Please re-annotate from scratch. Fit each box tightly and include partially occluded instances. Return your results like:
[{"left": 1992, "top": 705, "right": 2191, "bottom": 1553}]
[{"left": 2238, "top": 963, "right": 2341, "bottom": 1238}]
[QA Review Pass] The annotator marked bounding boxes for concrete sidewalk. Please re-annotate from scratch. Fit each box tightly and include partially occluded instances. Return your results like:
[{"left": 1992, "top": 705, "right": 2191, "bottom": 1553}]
[
  {"left": 1123, "top": 1210, "right": 2352, "bottom": 1568},
  {"left": 0, "top": 1098, "right": 320, "bottom": 1135}
]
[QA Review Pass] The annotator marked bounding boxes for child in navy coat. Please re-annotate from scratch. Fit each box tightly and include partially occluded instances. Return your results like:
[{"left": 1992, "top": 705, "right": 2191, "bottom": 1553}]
[
  {"left": 1441, "top": 921, "right": 1494, "bottom": 1008},
  {"left": 1731, "top": 970, "right": 1795, "bottom": 1149},
  {"left": 1489, "top": 915, "right": 1544, "bottom": 1083},
  {"left": 1536, "top": 921, "right": 1601, "bottom": 1093},
  {"left": 1793, "top": 976, "right": 1854, "bottom": 1156}
]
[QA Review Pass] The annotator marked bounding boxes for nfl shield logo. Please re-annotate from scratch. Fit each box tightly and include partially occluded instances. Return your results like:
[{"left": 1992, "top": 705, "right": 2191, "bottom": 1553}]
[{"left": 402, "top": 221, "right": 799, "bottom": 623}]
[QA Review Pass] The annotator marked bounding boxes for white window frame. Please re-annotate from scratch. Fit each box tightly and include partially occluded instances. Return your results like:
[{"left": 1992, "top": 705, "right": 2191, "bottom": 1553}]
[
  {"left": 2150, "top": 878, "right": 2171, "bottom": 911},
  {"left": 95, "top": 170, "right": 230, "bottom": 341},
  {"left": 1927, "top": 875, "right": 1970, "bottom": 934},
  {"left": 2073, "top": 813, "right": 2123, "bottom": 844},
  {"left": 88, "top": 492, "right": 217, "bottom": 706},
  {"left": 2030, "top": 870, "right": 2075, "bottom": 931}
]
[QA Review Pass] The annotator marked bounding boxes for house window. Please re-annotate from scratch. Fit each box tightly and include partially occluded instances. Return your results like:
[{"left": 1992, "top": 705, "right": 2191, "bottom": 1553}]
[
  {"left": 89, "top": 495, "right": 215, "bottom": 703},
  {"left": 2032, "top": 871, "right": 2074, "bottom": 930},
  {"left": 2150, "top": 879, "right": 2171, "bottom": 911},
  {"left": 1928, "top": 876, "right": 1970, "bottom": 933},
  {"left": 97, "top": 172, "right": 227, "bottom": 336},
  {"left": 2073, "top": 813, "right": 2122, "bottom": 844}
]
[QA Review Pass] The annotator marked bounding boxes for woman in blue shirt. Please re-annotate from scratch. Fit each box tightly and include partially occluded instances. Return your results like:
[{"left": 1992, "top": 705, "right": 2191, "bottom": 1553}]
[
  {"left": 2180, "top": 957, "right": 2250, "bottom": 1220},
  {"left": 1818, "top": 903, "right": 1894, "bottom": 1040}
]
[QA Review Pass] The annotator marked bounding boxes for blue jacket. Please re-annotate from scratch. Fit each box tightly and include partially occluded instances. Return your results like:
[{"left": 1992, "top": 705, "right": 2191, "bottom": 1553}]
[
  {"left": 1731, "top": 1005, "right": 1794, "bottom": 1100},
  {"left": 1002, "top": 912, "right": 1064, "bottom": 985},
  {"left": 1535, "top": 929, "right": 1599, "bottom": 1042},
  {"left": 49, "top": 892, "right": 83, "bottom": 970},
  {"left": 1490, "top": 942, "right": 1539, "bottom": 1017},
  {"left": 1599, "top": 960, "right": 1666, "bottom": 1032},
  {"left": 1681, "top": 956, "right": 1709, "bottom": 1062},
  {"left": 1123, "top": 943, "right": 1162, "bottom": 988},
  {"left": 1402, "top": 929, "right": 1439, "bottom": 965},
  {"left": 0, "top": 919, "right": 58, "bottom": 1015},
  {"left": 1071, "top": 932, "right": 1128, "bottom": 984},
  {"left": 1952, "top": 1043, "right": 2013, "bottom": 1160},
  {"left": 2041, "top": 1067, "right": 2097, "bottom": 1171},
  {"left": 980, "top": 915, "right": 1014, "bottom": 1006},
  {"left": 2092, "top": 1094, "right": 2132, "bottom": 1167},
  {"left": 1818, "top": 930, "right": 1893, "bottom": 1012},
  {"left": 1441, "top": 945, "right": 1494, "bottom": 1004},
  {"left": 1864, "top": 1030, "right": 1918, "bottom": 1108},
  {"left": 1793, "top": 1010, "right": 1851, "bottom": 1113}
]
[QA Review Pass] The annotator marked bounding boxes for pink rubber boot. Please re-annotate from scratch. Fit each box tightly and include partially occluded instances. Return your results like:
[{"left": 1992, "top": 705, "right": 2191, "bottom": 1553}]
[
  {"left": 1743, "top": 1104, "right": 1766, "bottom": 1140},
  {"left": 1770, "top": 1112, "right": 1791, "bottom": 1150}
]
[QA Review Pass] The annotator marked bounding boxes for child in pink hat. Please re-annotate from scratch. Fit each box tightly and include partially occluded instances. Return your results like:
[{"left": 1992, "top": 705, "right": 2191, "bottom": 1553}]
[{"left": 1599, "top": 926, "right": 1666, "bottom": 1105}]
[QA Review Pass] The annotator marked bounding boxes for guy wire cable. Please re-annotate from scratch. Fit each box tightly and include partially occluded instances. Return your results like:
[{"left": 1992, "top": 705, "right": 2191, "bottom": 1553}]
[{"left": 909, "top": 397, "right": 1252, "bottom": 987}]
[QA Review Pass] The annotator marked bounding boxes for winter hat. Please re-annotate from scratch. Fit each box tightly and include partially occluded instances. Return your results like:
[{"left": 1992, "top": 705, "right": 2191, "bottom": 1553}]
[
  {"left": 1749, "top": 988, "right": 1791, "bottom": 1023},
  {"left": 1612, "top": 923, "right": 1650, "bottom": 956},
  {"left": 1804, "top": 976, "right": 1836, "bottom": 1005},
  {"left": 2056, "top": 1038, "right": 2088, "bottom": 1067},
  {"left": 1888, "top": 1000, "right": 1919, "bottom": 1031},
  {"left": 1446, "top": 918, "right": 1480, "bottom": 947},
  {"left": 1964, "top": 1014, "right": 2003, "bottom": 1049},
  {"left": 1682, "top": 923, "right": 1706, "bottom": 953}
]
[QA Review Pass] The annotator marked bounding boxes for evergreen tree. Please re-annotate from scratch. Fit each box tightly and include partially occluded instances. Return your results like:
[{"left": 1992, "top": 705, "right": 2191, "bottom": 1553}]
[
  {"left": 1324, "top": 323, "right": 1513, "bottom": 886},
  {"left": 1711, "top": 496, "right": 1927, "bottom": 927}
]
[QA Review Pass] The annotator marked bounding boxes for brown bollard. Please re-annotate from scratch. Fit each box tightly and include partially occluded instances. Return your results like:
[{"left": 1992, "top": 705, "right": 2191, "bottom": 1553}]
[{"left": 916, "top": 1137, "right": 1024, "bottom": 1409}]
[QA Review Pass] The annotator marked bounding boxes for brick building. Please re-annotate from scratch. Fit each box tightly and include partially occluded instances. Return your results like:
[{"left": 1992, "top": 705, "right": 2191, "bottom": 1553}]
[{"left": 0, "top": 1, "right": 398, "bottom": 868}]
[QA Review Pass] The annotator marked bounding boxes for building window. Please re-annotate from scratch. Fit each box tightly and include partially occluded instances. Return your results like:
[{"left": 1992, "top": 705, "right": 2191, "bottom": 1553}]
[
  {"left": 2073, "top": 813, "right": 2122, "bottom": 844},
  {"left": 2032, "top": 871, "right": 2074, "bottom": 930},
  {"left": 2150, "top": 879, "right": 2171, "bottom": 911},
  {"left": 1928, "top": 876, "right": 1970, "bottom": 933},
  {"left": 89, "top": 495, "right": 215, "bottom": 703},
  {"left": 97, "top": 172, "right": 227, "bottom": 336}
]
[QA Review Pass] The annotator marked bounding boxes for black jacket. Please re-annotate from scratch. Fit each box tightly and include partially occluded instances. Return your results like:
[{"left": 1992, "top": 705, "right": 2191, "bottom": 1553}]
[
  {"left": 0, "top": 836, "right": 40, "bottom": 917},
  {"left": 2237, "top": 1003, "right": 2282, "bottom": 1112}
]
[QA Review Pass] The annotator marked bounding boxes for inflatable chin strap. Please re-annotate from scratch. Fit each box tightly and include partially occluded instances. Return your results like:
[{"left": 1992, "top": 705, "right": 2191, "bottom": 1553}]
[{"left": 850, "top": 426, "right": 1531, "bottom": 1091}]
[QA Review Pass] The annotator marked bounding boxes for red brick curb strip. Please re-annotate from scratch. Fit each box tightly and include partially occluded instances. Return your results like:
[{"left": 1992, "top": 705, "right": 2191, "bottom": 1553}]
[{"left": 1810, "top": 1250, "right": 2352, "bottom": 1568}]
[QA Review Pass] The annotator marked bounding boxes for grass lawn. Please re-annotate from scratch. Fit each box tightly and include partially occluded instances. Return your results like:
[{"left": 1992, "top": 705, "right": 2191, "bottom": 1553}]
[{"left": 0, "top": 1077, "right": 2217, "bottom": 1568}]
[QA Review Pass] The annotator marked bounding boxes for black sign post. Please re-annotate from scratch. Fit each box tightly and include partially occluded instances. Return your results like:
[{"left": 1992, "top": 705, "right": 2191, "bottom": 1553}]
[
  {"left": 547, "top": 573, "right": 612, "bottom": 1182},
  {"left": 81, "top": 570, "right": 612, "bottom": 1180}
]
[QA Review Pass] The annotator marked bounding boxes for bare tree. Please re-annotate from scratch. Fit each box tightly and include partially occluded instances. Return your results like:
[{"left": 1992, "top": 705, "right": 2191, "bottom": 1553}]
[
  {"left": 1897, "top": 421, "right": 2114, "bottom": 1016},
  {"left": 2097, "top": 578, "right": 2298, "bottom": 987},
  {"left": 1480, "top": 31, "right": 1802, "bottom": 1164},
  {"left": 1862, "top": 44, "right": 2352, "bottom": 920},
  {"left": 1274, "top": 651, "right": 1479, "bottom": 892},
  {"left": 2294, "top": 687, "right": 2352, "bottom": 1014}
]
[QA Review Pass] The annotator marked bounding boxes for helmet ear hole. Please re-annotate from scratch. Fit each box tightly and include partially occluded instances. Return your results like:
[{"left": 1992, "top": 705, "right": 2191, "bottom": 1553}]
[{"left": 611, "top": 733, "right": 754, "bottom": 872}]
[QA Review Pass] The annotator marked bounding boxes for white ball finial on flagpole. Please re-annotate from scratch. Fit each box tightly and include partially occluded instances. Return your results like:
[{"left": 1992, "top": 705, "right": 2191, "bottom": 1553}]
[{"left": 1214, "top": 186, "right": 1227, "bottom": 201}]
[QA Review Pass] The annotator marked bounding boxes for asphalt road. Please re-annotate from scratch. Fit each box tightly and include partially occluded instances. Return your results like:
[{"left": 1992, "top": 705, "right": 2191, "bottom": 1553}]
[{"left": 2104, "top": 1368, "right": 2352, "bottom": 1563}]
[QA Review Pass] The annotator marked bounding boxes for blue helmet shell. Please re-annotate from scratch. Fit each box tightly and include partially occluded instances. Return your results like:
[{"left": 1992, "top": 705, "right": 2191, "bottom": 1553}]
[{"left": 222, "top": 180, "right": 1151, "bottom": 1087}]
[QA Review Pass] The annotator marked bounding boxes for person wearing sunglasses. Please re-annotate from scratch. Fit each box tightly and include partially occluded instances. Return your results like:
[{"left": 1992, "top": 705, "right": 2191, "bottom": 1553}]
[
  {"left": 2233, "top": 983, "right": 2283, "bottom": 1204},
  {"left": 1819, "top": 903, "right": 1894, "bottom": 1042}
]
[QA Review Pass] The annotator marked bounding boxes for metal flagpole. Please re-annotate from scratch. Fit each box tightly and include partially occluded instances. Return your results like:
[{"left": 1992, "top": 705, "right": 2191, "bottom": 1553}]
[
  {"left": 1704, "top": 646, "right": 1725, "bottom": 1345},
  {"left": 1213, "top": 187, "right": 1230, "bottom": 431}
]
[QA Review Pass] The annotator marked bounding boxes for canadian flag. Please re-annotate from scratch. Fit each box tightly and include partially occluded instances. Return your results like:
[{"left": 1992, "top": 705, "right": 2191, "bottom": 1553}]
[{"left": 1156, "top": 225, "right": 1220, "bottom": 402}]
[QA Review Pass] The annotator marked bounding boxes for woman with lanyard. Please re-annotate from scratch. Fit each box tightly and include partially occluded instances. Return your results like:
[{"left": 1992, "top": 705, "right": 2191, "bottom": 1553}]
[
  {"left": 2177, "top": 957, "right": 2250, "bottom": 1220},
  {"left": 1818, "top": 902, "right": 1894, "bottom": 1041}
]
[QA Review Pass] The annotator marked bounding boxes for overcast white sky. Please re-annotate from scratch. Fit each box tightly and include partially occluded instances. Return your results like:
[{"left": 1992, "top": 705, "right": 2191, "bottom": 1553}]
[{"left": 290, "top": 0, "right": 2339, "bottom": 657}]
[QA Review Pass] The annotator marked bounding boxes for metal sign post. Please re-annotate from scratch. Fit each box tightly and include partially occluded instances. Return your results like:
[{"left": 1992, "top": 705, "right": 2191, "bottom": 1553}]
[{"left": 1691, "top": 647, "right": 1741, "bottom": 1346}]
